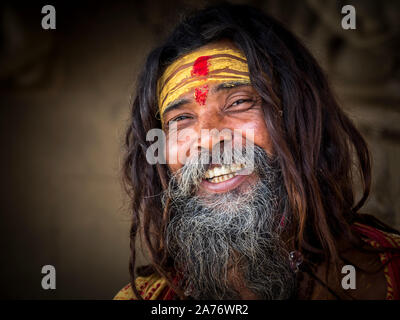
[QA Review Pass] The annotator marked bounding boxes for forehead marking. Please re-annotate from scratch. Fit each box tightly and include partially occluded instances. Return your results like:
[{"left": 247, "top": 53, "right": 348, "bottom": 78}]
[
  {"left": 158, "top": 48, "right": 250, "bottom": 121},
  {"left": 194, "top": 85, "right": 209, "bottom": 105},
  {"left": 191, "top": 56, "right": 211, "bottom": 105},
  {"left": 191, "top": 56, "right": 211, "bottom": 76}
]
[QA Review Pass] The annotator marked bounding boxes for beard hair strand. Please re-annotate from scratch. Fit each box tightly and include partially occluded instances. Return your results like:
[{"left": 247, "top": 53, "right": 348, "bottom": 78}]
[{"left": 164, "top": 146, "right": 295, "bottom": 300}]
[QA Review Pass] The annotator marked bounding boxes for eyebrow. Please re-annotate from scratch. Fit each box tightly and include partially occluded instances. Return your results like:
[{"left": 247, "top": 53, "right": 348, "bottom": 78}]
[
  {"left": 212, "top": 80, "right": 252, "bottom": 93},
  {"left": 162, "top": 81, "right": 252, "bottom": 118},
  {"left": 162, "top": 98, "right": 191, "bottom": 117}
]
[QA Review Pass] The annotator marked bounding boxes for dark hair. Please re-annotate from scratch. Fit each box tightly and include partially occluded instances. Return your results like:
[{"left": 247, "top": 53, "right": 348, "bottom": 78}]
[{"left": 123, "top": 3, "right": 392, "bottom": 299}]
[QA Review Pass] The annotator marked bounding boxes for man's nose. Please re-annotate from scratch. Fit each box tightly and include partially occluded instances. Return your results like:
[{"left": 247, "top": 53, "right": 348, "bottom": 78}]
[
  {"left": 186, "top": 107, "right": 234, "bottom": 160},
  {"left": 196, "top": 127, "right": 233, "bottom": 153}
]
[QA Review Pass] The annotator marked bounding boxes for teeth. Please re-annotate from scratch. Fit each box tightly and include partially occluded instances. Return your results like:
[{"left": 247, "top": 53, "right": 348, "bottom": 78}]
[
  {"left": 204, "top": 163, "right": 245, "bottom": 180},
  {"left": 209, "top": 173, "right": 235, "bottom": 183}
]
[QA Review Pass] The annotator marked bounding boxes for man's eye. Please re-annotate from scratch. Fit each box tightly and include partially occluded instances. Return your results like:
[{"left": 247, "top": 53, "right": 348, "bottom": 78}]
[
  {"left": 231, "top": 99, "right": 253, "bottom": 107},
  {"left": 168, "top": 115, "right": 191, "bottom": 124}
]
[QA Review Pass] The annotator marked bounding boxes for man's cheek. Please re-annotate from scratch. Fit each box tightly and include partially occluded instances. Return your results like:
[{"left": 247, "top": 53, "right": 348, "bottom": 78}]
[
  {"left": 166, "top": 128, "right": 199, "bottom": 167},
  {"left": 177, "top": 128, "right": 200, "bottom": 165},
  {"left": 166, "top": 140, "right": 180, "bottom": 170},
  {"left": 236, "top": 121, "right": 272, "bottom": 156}
]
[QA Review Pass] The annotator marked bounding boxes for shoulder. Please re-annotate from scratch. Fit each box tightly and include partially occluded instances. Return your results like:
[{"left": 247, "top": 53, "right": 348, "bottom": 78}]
[
  {"left": 352, "top": 222, "right": 400, "bottom": 248},
  {"left": 305, "top": 222, "right": 400, "bottom": 300},
  {"left": 113, "top": 273, "right": 176, "bottom": 300},
  {"left": 351, "top": 222, "right": 400, "bottom": 300}
]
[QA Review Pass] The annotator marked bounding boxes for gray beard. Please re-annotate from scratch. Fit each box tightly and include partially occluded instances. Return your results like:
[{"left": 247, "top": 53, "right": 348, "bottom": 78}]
[{"left": 164, "top": 147, "right": 296, "bottom": 300}]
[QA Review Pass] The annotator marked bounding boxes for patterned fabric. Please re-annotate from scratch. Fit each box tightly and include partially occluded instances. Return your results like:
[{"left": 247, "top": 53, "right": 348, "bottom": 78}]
[
  {"left": 351, "top": 222, "right": 400, "bottom": 300},
  {"left": 113, "top": 273, "right": 176, "bottom": 300},
  {"left": 114, "top": 222, "right": 400, "bottom": 300}
]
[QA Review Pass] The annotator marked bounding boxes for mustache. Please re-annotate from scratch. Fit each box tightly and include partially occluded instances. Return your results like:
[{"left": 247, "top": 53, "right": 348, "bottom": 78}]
[
  {"left": 166, "top": 144, "right": 271, "bottom": 199},
  {"left": 164, "top": 145, "right": 295, "bottom": 299}
]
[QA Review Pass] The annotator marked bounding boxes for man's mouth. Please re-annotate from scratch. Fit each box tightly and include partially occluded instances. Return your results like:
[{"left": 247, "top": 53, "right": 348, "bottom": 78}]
[{"left": 204, "top": 163, "right": 246, "bottom": 183}]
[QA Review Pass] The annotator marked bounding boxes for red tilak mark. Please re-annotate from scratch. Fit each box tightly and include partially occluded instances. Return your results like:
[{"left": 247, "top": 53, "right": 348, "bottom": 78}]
[
  {"left": 191, "top": 56, "right": 211, "bottom": 105},
  {"left": 191, "top": 56, "right": 211, "bottom": 76},
  {"left": 194, "top": 85, "right": 209, "bottom": 105}
]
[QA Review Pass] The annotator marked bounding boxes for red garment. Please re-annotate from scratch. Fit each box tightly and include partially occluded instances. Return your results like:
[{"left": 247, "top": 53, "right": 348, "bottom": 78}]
[{"left": 352, "top": 222, "right": 400, "bottom": 300}]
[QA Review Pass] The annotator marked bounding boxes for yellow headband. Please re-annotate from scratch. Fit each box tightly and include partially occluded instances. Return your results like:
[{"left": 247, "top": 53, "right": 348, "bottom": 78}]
[{"left": 157, "top": 47, "right": 250, "bottom": 118}]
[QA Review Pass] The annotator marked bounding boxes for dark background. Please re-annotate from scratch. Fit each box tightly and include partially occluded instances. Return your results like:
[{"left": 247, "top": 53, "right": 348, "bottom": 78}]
[{"left": 1, "top": 0, "right": 399, "bottom": 299}]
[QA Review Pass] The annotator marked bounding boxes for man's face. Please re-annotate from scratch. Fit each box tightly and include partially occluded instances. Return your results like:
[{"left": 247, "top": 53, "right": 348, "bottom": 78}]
[
  {"left": 161, "top": 41, "right": 273, "bottom": 196},
  {"left": 159, "top": 41, "right": 295, "bottom": 300}
]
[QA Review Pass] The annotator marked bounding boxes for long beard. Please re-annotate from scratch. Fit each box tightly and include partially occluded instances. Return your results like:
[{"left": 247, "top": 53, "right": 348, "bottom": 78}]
[{"left": 164, "top": 146, "right": 296, "bottom": 300}]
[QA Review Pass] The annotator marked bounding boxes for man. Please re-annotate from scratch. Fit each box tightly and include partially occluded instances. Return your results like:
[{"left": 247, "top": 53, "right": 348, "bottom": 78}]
[{"left": 114, "top": 3, "right": 400, "bottom": 300}]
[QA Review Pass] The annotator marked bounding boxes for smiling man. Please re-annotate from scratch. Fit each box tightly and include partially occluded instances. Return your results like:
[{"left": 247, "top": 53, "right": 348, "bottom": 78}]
[{"left": 114, "top": 4, "right": 400, "bottom": 300}]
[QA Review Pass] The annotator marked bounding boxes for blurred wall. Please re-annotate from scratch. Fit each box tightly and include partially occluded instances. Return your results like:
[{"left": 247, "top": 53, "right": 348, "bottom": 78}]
[{"left": 0, "top": 0, "right": 399, "bottom": 299}]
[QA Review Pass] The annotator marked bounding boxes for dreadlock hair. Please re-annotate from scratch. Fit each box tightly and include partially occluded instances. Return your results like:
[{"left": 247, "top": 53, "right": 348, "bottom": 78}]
[{"left": 122, "top": 3, "right": 396, "bottom": 299}]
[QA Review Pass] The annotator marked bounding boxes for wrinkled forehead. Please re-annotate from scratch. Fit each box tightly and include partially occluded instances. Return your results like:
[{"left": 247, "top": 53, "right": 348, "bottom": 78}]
[{"left": 157, "top": 44, "right": 250, "bottom": 117}]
